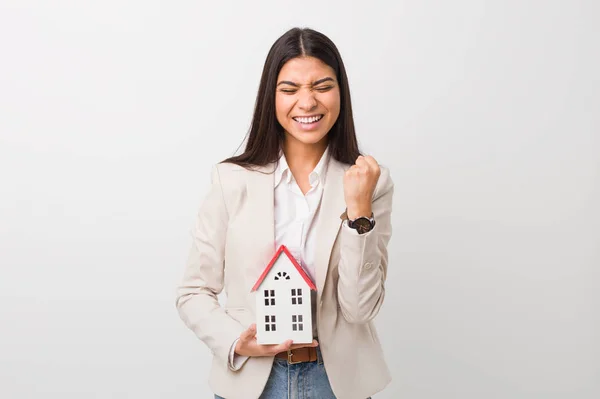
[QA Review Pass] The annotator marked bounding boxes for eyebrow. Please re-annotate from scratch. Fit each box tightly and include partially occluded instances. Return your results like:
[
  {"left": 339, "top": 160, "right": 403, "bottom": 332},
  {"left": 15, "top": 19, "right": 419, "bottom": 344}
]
[{"left": 276, "top": 77, "right": 336, "bottom": 87}]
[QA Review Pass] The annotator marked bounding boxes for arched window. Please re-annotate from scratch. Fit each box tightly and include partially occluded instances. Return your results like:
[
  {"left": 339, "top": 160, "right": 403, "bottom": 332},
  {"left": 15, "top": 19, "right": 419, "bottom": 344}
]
[{"left": 274, "top": 271, "right": 290, "bottom": 281}]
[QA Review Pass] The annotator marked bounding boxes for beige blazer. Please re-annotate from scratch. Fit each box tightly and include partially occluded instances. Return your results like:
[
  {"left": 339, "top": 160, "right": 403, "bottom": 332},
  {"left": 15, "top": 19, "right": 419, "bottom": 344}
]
[{"left": 176, "top": 155, "right": 394, "bottom": 399}]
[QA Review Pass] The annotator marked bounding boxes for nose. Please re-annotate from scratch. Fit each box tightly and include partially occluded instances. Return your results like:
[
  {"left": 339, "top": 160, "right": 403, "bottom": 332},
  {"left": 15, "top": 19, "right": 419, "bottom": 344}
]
[{"left": 298, "top": 90, "right": 318, "bottom": 112}]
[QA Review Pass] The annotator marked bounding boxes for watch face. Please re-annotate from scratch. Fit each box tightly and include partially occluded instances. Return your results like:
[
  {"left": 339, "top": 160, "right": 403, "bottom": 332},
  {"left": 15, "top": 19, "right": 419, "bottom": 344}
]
[
  {"left": 353, "top": 218, "right": 372, "bottom": 228},
  {"left": 351, "top": 217, "right": 374, "bottom": 234}
]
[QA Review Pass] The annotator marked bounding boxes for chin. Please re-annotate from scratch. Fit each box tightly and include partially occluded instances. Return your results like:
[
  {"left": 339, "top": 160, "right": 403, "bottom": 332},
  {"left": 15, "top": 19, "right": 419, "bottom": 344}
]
[{"left": 287, "top": 131, "right": 328, "bottom": 146}]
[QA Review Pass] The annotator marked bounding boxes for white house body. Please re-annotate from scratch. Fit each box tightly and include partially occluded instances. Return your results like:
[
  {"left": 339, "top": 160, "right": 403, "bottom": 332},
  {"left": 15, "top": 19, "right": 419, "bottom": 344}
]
[{"left": 252, "top": 245, "right": 315, "bottom": 344}]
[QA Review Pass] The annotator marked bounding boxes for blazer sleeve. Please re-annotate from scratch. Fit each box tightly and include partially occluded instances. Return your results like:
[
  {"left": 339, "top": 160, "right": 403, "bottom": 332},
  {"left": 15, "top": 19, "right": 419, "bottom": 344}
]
[
  {"left": 175, "top": 164, "right": 245, "bottom": 367},
  {"left": 337, "top": 165, "right": 394, "bottom": 324}
]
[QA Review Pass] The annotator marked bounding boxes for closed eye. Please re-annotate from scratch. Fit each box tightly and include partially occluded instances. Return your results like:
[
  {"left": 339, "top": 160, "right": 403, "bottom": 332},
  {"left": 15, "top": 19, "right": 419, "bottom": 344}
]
[{"left": 279, "top": 86, "right": 334, "bottom": 94}]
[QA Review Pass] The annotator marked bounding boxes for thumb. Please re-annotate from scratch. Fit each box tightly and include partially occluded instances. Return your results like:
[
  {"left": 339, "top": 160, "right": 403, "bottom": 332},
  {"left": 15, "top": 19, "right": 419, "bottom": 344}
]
[
  {"left": 281, "top": 339, "right": 293, "bottom": 351},
  {"left": 241, "top": 323, "right": 257, "bottom": 341},
  {"left": 272, "top": 339, "right": 293, "bottom": 354}
]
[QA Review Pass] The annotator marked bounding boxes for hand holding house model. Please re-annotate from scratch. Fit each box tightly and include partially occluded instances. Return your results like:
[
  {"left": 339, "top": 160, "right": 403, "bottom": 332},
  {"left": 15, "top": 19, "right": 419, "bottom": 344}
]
[{"left": 251, "top": 245, "right": 316, "bottom": 344}]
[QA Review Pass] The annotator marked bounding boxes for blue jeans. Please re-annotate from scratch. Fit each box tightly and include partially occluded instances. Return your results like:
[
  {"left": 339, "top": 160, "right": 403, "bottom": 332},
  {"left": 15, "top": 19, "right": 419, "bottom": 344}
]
[{"left": 215, "top": 347, "right": 371, "bottom": 399}]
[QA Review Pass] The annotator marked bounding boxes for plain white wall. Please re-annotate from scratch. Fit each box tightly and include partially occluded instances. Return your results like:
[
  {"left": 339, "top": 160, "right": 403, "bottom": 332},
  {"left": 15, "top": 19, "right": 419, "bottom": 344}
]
[{"left": 1, "top": 0, "right": 598, "bottom": 398}]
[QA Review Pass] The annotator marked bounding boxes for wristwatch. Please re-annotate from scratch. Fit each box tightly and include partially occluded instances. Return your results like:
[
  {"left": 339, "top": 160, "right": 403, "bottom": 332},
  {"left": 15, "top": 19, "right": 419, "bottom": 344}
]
[{"left": 347, "top": 213, "right": 376, "bottom": 234}]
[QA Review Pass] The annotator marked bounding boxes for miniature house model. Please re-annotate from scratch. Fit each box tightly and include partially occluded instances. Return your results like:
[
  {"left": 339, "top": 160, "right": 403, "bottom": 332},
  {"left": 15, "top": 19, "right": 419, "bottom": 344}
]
[{"left": 251, "top": 244, "right": 316, "bottom": 344}]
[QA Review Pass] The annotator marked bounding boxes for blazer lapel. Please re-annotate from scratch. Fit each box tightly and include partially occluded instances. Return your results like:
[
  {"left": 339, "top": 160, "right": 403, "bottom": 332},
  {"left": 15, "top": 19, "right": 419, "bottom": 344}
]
[
  {"left": 246, "top": 164, "right": 276, "bottom": 282},
  {"left": 314, "top": 157, "right": 348, "bottom": 295}
]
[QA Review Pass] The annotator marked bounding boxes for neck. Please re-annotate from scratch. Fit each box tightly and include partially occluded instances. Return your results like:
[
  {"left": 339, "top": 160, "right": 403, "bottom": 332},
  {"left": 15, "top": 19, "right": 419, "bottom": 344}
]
[{"left": 282, "top": 138, "right": 328, "bottom": 173}]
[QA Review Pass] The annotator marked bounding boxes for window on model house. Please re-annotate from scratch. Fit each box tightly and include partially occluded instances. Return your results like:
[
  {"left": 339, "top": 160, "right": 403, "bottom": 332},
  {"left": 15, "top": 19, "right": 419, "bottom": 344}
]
[
  {"left": 291, "top": 288, "right": 302, "bottom": 305},
  {"left": 274, "top": 271, "right": 290, "bottom": 281},
  {"left": 265, "top": 315, "right": 276, "bottom": 331},
  {"left": 264, "top": 289, "right": 275, "bottom": 306},
  {"left": 292, "top": 315, "right": 303, "bottom": 331}
]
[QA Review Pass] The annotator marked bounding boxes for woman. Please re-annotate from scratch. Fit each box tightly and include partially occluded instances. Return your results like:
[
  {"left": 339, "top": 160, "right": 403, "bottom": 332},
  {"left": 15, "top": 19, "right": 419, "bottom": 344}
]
[{"left": 176, "top": 27, "right": 394, "bottom": 399}]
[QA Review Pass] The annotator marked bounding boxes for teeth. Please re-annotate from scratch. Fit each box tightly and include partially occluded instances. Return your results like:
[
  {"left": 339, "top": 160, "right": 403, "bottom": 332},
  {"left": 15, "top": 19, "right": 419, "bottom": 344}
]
[{"left": 294, "top": 115, "right": 323, "bottom": 124}]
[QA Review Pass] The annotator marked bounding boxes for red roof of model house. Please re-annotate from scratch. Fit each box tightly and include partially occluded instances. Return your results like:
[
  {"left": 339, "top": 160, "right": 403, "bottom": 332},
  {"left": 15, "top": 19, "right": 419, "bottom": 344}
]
[{"left": 251, "top": 244, "right": 317, "bottom": 292}]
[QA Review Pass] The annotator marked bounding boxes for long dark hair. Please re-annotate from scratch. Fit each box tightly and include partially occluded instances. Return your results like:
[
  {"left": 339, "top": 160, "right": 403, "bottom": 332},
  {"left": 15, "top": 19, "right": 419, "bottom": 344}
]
[{"left": 221, "top": 27, "right": 361, "bottom": 169}]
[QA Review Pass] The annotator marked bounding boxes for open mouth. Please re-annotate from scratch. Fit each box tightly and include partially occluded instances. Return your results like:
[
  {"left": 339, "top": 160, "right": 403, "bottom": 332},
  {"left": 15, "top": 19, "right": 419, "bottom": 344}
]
[{"left": 292, "top": 114, "right": 324, "bottom": 124}]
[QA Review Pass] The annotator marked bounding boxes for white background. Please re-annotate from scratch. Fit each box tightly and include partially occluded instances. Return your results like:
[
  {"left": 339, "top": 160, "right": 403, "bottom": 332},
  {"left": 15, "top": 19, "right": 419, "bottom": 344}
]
[{"left": 1, "top": 0, "right": 598, "bottom": 398}]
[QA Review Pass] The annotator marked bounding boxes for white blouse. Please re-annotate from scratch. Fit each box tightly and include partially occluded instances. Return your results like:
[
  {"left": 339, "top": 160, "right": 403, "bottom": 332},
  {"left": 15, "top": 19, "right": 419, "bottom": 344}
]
[{"left": 273, "top": 145, "right": 330, "bottom": 283}]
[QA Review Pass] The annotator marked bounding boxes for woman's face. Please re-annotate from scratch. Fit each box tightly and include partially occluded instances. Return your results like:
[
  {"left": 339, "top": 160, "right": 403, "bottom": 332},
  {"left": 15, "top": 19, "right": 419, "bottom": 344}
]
[{"left": 275, "top": 56, "right": 341, "bottom": 148}]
